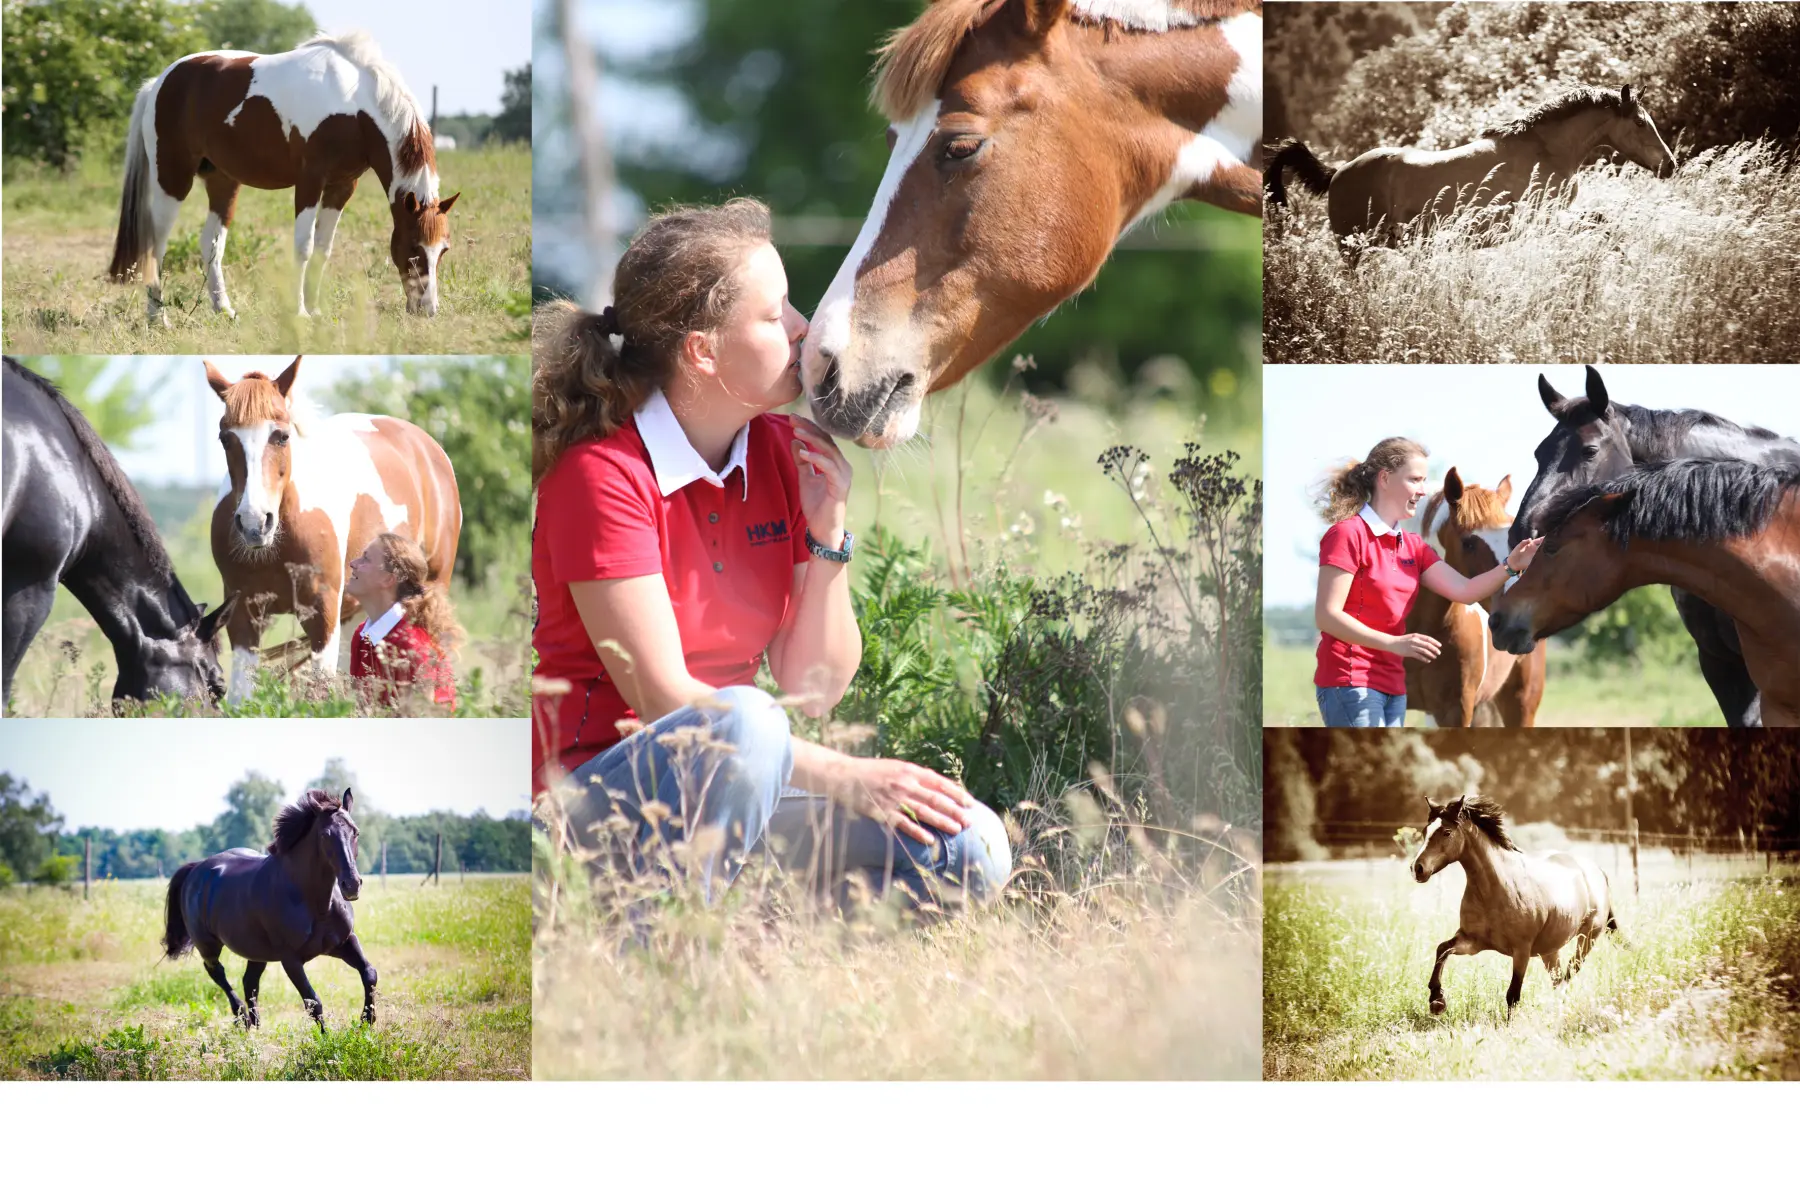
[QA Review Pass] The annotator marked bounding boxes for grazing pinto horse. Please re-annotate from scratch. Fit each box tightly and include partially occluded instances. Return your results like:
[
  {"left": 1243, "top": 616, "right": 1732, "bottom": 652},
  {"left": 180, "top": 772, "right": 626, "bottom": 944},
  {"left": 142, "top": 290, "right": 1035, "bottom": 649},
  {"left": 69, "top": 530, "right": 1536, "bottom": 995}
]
[
  {"left": 2, "top": 359, "right": 235, "bottom": 707},
  {"left": 163, "top": 788, "right": 376, "bottom": 1028},
  {"left": 1512, "top": 367, "right": 1800, "bottom": 726},
  {"left": 1491, "top": 458, "right": 1800, "bottom": 727},
  {"left": 803, "top": 0, "right": 1261, "bottom": 448},
  {"left": 1266, "top": 85, "right": 1675, "bottom": 241},
  {"left": 108, "top": 32, "right": 460, "bottom": 324},
  {"left": 1412, "top": 795, "right": 1619, "bottom": 1015},
  {"left": 1406, "top": 469, "right": 1545, "bottom": 727},
  {"left": 208, "top": 356, "right": 460, "bottom": 704}
]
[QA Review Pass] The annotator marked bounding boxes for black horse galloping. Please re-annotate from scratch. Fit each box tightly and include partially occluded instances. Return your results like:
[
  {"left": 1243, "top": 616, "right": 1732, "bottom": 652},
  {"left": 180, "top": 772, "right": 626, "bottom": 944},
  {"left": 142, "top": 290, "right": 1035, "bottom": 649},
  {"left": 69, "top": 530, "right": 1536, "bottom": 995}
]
[
  {"left": 2, "top": 358, "right": 237, "bottom": 707},
  {"left": 163, "top": 788, "right": 378, "bottom": 1029}
]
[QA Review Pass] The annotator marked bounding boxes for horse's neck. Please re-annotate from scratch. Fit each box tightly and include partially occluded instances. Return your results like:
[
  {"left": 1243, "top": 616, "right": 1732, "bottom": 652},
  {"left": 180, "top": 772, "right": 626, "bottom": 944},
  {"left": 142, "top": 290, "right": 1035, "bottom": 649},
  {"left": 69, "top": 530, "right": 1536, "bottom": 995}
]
[
  {"left": 61, "top": 527, "right": 195, "bottom": 656},
  {"left": 1456, "top": 828, "right": 1520, "bottom": 901},
  {"left": 1638, "top": 415, "right": 1800, "bottom": 470},
  {"left": 1626, "top": 529, "right": 1800, "bottom": 635},
  {"left": 1510, "top": 108, "right": 1612, "bottom": 177},
  {"left": 280, "top": 844, "right": 338, "bottom": 915}
]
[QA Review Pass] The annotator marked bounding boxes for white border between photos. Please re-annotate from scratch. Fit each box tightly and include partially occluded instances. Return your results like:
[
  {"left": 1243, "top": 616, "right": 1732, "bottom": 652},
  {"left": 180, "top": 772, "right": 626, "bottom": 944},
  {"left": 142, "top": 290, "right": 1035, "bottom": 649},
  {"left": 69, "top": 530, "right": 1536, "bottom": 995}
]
[{"left": 2, "top": 1080, "right": 1796, "bottom": 1192}]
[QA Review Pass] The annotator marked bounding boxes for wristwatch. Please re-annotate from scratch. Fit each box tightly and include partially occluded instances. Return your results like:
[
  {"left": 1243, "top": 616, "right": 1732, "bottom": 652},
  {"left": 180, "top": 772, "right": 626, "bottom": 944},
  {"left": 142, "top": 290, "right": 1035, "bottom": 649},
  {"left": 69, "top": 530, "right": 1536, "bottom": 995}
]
[
  {"left": 805, "top": 528, "right": 854, "bottom": 563},
  {"left": 1504, "top": 564, "right": 1522, "bottom": 578}
]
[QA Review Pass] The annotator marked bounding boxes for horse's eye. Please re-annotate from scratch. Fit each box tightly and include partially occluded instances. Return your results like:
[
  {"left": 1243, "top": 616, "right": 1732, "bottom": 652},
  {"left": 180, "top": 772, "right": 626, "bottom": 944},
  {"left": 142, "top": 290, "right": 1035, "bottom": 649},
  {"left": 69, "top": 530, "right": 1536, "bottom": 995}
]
[
  {"left": 1581, "top": 445, "right": 1599, "bottom": 460},
  {"left": 1462, "top": 535, "right": 1481, "bottom": 553},
  {"left": 942, "top": 136, "right": 984, "bottom": 162},
  {"left": 270, "top": 429, "right": 290, "bottom": 446}
]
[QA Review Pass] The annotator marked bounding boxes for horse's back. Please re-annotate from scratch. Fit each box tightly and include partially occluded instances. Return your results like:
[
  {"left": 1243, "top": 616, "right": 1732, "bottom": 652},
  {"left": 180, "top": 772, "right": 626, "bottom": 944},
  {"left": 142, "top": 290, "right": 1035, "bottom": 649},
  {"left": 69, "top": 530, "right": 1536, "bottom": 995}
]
[
  {"left": 2, "top": 366, "right": 87, "bottom": 566},
  {"left": 1329, "top": 138, "right": 1510, "bottom": 235}
]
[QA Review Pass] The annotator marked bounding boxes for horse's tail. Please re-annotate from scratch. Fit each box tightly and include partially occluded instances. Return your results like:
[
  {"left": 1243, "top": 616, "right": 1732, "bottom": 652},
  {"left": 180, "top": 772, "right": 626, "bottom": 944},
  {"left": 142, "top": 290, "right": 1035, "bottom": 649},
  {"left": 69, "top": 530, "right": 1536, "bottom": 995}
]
[
  {"left": 162, "top": 863, "right": 196, "bottom": 959},
  {"left": 1265, "top": 139, "right": 1337, "bottom": 208},
  {"left": 107, "top": 77, "right": 159, "bottom": 283}
]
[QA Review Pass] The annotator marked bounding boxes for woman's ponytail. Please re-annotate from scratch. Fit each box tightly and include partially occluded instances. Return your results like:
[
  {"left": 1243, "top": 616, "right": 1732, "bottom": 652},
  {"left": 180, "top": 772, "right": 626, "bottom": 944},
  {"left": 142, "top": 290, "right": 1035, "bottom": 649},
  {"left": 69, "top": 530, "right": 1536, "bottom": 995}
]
[{"left": 1316, "top": 437, "right": 1427, "bottom": 524}]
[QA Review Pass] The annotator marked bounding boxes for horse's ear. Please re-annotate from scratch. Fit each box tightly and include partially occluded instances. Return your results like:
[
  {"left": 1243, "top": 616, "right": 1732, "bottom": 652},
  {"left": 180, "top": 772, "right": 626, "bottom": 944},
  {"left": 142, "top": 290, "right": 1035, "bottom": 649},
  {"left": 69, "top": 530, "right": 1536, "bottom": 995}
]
[
  {"left": 203, "top": 360, "right": 232, "bottom": 400},
  {"left": 1621, "top": 83, "right": 1634, "bottom": 106},
  {"left": 194, "top": 592, "right": 239, "bottom": 643},
  {"left": 1538, "top": 373, "right": 1566, "bottom": 415},
  {"left": 1444, "top": 797, "right": 1464, "bottom": 819},
  {"left": 275, "top": 355, "right": 302, "bottom": 398},
  {"left": 1585, "top": 365, "right": 1609, "bottom": 417},
  {"left": 1496, "top": 474, "right": 1514, "bottom": 505},
  {"left": 404, "top": 192, "right": 423, "bottom": 215},
  {"left": 436, "top": 192, "right": 459, "bottom": 216},
  {"left": 1015, "top": 0, "right": 1069, "bottom": 37},
  {"left": 1426, "top": 796, "right": 1442, "bottom": 818},
  {"left": 341, "top": 787, "right": 354, "bottom": 812},
  {"left": 1443, "top": 466, "right": 1464, "bottom": 503}
]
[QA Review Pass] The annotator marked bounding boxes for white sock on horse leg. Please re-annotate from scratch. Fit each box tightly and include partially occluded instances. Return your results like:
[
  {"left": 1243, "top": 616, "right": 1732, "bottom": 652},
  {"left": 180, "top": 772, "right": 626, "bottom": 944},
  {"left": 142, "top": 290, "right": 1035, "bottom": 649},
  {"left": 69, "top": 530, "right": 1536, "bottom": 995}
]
[
  {"left": 227, "top": 646, "right": 260, "bottom": 705},
  {"left": 201, "top": 212, "right": 233, "bottom": 314},
  {"left": 145, "top": 188, "right": 183, "bottom": 327},
  {"left": 293, "top": 205, "right": 318, "bottom": 315},
  {"left": 312, "top": 625, "right": 342, "bottom": 676}
]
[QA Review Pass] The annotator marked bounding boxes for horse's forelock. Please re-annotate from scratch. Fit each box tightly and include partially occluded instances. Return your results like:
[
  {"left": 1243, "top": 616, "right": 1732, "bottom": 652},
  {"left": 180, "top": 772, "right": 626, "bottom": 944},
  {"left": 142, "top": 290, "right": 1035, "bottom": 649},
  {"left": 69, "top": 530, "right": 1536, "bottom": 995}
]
[
  {"left": 1451, "top": 481, "right": 1512, "bottom": 533},
  {"left": 221, "top": 375, "right": 300, "bottom": 430}
]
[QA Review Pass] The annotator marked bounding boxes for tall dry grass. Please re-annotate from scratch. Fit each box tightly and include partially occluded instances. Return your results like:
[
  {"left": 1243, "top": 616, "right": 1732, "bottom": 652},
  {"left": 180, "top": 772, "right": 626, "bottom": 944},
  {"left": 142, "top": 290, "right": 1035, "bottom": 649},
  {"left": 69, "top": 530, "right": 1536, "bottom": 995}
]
[{"left": 1264, "top": 141, "right": 1800, "bottom": 363}]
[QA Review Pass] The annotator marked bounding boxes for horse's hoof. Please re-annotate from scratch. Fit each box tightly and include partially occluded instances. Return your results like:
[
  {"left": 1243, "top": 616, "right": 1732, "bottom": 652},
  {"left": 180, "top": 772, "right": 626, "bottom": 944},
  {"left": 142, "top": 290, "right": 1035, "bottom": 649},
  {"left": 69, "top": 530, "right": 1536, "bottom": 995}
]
[
  {"left": 362, "top": 1009, "right": 375, "bottom": 1025},
  {"left": 1429, "top": 997, "right": 1447, "bottom": 1015}
]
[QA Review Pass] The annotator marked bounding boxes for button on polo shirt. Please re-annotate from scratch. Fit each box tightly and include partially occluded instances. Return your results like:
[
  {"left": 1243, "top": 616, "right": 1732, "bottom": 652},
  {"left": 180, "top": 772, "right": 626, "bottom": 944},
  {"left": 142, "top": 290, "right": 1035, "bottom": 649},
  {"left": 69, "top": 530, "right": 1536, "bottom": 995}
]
[
  {"left": 1314, "top": 503, "right": 1441, "bottom": 694},
  {"left": 532, "top": 391, "right": 811, "bottom": 787}
]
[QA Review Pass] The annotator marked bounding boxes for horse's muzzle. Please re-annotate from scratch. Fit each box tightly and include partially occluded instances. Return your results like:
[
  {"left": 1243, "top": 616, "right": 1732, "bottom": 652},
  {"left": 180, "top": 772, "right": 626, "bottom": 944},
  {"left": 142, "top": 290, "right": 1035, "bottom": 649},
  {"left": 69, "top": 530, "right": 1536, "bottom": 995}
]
[
  {"left": 1488, "top": 613, "right": 1538, "bottom": 656},
  {"left": 1412, "top": 860, "right": 1429, "bottom": 883},
  {"left": 341, "top": 878, "right": 362, "bottom": 902}
]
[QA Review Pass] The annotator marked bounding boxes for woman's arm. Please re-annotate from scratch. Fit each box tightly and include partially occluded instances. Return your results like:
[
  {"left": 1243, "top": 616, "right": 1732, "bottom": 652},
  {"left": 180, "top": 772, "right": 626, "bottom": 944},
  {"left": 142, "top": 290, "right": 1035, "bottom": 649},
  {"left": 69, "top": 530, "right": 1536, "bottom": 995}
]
[
  {"left": 1316, "top": 566, "right": 1437, "bottom": 660},
  {"left": 569, "top": 576, "right": 717, "bottom": 722},
  {"left": 768, "top": 555, "right": 862, "bottom": 717},
  {"left": 1420, "top": 537, "right": 1543, "bottom": 604}
]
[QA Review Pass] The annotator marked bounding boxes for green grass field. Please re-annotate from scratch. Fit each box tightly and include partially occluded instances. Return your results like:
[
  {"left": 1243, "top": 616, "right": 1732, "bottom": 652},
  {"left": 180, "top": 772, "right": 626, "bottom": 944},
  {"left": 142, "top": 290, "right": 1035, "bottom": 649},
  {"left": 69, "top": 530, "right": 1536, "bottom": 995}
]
[
  {"left": 1, "top": 143, "right": 530, "bottom": 354},
  {"left": 1261, "top": 640, "right": 1722, "bottom": 727},
  {"left": 0, "top": 874, "right": 529, "bottom": 1080},
  {"left": 1264, "top": 851, "right": 1800, "bottom": 1079}
]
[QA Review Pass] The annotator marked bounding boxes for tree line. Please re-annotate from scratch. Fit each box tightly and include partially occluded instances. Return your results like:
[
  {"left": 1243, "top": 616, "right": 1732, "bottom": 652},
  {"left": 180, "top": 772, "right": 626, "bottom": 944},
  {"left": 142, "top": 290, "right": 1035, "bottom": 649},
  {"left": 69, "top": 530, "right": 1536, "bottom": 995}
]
[{"left": 0, "top": 759, "right": 528, "bottom": 885}]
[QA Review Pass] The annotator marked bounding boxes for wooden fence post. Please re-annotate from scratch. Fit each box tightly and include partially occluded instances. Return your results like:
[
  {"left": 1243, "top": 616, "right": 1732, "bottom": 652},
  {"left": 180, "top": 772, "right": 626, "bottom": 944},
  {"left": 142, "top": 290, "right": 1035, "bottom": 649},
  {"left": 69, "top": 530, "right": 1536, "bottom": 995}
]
[
  {"left": 1630, "top": 818, "right": 1640, "bottom": 899},
  {"left": 84, "top": 836, "right": 91, "bottom": 901},
  {"left": 381, "top": 841, "right": 388, "bottom": 887},
  {"left": 435, "top": 831, "right": 443, "bottom": 886}
]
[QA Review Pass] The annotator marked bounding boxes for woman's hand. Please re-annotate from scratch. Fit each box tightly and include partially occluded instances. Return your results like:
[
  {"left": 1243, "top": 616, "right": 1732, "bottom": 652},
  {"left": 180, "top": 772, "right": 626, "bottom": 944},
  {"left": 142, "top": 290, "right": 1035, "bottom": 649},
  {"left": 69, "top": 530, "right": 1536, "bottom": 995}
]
[
  {"left": 790, "top": 415, "right": 851, "bottom": 543},
  {"left": 1388, "top": 632, "right": 1443, "bottom": 662},
  {"left": 832, "top": 756, "right": 974, "bottom": 845},
  {"left": 1507, "top": 536, "right": 1544, "bottom": 574}
]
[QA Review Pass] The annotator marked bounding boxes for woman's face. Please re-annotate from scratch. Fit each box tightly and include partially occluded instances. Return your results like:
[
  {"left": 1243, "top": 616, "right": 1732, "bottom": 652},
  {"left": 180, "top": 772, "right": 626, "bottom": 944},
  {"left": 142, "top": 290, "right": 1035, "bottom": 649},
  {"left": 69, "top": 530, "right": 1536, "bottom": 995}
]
[
  {"left": 1378, "top": 455, "right": 1431, "bottom": 519},
  {"left": 703, "top": 241, "right": 809, "bottom": 413},
  {"left": 346, "top": 541, "right": 396, "bottom": 598}
]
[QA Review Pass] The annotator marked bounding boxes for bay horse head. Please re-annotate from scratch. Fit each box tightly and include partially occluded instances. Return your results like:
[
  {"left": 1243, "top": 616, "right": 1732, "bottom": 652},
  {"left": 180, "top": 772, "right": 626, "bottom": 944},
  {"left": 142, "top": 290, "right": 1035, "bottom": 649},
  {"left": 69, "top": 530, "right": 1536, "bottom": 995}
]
[
  {"left": 271, "top": 787, "right": 363, "bottom": 902},
  {"left": 1425, "top": 467, "right": 1514, "bottom": 597},
  {"left": 1412, "top": 796, "right": 1469, "bottom": 882},
  {"left": 392, "top": 190, "right": 460, "bottom": 316},
  {"left": 1510, "top": 366, "right": 1634, "bottom": 548},
  {"left": 802, "top": 0, "right": 1261, "bottom": 447},
  {"left": 1593, "top": 84, "right": 1677, "bottom": 179},
  {"left": 207, "top": 356, "right": 304, "bottom": 555},
  {"left": 1489, "top": 488, "right": 1631, "bottom": 656}
]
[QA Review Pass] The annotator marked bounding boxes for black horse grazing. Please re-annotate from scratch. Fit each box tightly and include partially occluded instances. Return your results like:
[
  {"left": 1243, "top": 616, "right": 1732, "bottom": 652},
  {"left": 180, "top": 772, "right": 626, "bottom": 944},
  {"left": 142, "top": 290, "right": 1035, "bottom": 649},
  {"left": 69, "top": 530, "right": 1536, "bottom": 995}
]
[
  {"left": 2, "top": 358, "right": 237, "bottom": 707},
  {"left": 1510, "top": 366, "right": 1800, "bottom": 727},
  {"left": 163, "top": 788, "right": 377, "bottom": 1029}
]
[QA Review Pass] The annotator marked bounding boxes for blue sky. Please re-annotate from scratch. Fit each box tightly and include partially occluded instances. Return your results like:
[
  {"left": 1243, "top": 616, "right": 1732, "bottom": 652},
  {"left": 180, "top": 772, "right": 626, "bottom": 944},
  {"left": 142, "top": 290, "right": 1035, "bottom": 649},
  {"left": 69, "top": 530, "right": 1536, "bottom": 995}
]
[
  {"left": 1264, "top": 364, "right": 1800, "bottom": 608},
  {"left": 301, "top": 0, "right": 531, "bottom": 115},
  {"left": 0, "top": 720, "right": 529, "bottom": 829}
]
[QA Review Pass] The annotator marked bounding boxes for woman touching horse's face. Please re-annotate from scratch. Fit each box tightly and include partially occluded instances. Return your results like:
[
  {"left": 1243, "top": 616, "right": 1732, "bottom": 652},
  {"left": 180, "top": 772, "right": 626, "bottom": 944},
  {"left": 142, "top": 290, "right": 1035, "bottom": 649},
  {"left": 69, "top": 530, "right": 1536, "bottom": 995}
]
[{"left": 688, "top": 241, "right": 809, "bottom": 417}]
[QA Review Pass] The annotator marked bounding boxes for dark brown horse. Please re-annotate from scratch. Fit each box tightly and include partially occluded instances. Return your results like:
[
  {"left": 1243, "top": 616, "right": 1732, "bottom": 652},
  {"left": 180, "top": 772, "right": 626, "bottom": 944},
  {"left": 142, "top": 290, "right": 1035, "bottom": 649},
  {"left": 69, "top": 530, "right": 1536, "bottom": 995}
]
[
  {"left": 1492, "top": 457, "right": 1800, "bottom": 726},
  {"left": 163, "top": 788, "right": 376, "bottom": 1028},
  {"left": 109, "top": 32, "right": 460, "bottom": 324},
  {"left": 1411, "top": 795, "right": 1618, "bottom": 1015},
  {"left": 1407, "top": 469, "right": 1545, "bottom": 727}
]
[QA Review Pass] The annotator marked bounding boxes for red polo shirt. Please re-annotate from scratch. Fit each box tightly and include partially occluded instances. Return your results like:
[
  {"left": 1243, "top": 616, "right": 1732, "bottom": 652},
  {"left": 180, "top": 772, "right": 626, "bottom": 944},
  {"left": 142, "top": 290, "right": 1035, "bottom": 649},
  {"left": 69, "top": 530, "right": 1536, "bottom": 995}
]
[
  {"left": 1314, "top": 507, "right": 1440, "bottom": 694},
  {"left": 532, "top": 398, "right": 809, "bottom": 789}
]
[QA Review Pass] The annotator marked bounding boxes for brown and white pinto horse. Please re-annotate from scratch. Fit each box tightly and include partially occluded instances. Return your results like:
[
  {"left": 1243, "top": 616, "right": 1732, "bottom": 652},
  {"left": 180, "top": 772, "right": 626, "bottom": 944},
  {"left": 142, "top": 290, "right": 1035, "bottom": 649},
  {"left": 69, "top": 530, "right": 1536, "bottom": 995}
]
[
  {"left": 802, "top": 0, "right": 1261, "bottom": 447},
  {"left": 109, "top": 32, "right": 460, "bottom": 325},
  {"left": 207, "top": 356, "right": 460, "bottom": 704},
  {"left": 1406, "top": 469, "right": 1546, "bottom": 727}
]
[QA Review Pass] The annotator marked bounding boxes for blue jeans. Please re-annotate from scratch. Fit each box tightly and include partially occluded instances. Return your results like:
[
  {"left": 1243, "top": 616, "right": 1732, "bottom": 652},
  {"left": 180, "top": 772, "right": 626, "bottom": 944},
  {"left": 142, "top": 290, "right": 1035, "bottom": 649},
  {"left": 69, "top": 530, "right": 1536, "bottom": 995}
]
[
  {"left": 1317, "top": 685, "right": 1406, "bottom": 728},
  {"left": 550, "top": 686, "right": 1011, "bottom": 907}
]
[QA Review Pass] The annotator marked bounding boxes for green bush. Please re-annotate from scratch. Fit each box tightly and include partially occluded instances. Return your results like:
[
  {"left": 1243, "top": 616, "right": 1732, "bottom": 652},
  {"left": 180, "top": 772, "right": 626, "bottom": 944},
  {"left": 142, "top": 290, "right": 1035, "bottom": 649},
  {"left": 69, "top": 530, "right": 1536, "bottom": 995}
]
[{"left": 31, "top": 854, "right": 80, "bottom": 888}]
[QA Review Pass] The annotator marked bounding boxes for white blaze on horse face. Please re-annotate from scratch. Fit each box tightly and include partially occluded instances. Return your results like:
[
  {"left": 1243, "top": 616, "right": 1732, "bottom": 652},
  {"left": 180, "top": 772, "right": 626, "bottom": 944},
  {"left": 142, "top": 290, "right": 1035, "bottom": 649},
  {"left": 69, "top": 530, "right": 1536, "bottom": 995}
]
[
  {"left": 805, "top": 101, "right": 940, "bottom": 404},
  {"left": 230, "top": 421, "right": 282, "bottom": 546},
  {"left": 407, "top": 240, "right": 449, "bottom": 316}
]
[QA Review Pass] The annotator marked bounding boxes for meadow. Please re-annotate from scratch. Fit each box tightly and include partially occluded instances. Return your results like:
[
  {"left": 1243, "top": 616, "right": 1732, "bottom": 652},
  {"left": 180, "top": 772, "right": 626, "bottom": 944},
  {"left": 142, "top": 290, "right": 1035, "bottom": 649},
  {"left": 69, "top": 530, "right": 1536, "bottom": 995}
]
[
  {"left": 0, "top": 142, "right": 531, "bottom": 355},
  {"left": 1263, "top": 142, "right": 1800, "bottom": 364},
  {"left": 0, "top": 874, "right": 530, "bottom": 1080},
  {"left": 1260, "top": 640, "right": 1721, "bottom": 727},
  {"left": 532, "top": 369, "right": 1265, "bottom": 1080},
  {"left": 1265, "top": 849, "right": 1800, "bottom": 1080}
]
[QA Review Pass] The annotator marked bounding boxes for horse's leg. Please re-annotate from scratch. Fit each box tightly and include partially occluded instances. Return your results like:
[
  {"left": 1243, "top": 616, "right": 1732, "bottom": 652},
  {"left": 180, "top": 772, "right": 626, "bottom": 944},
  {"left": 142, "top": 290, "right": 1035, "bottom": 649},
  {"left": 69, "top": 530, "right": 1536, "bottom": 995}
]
[
  {"left": 223, "top": 595, "right": 261, "bottom": 706},
  {"left": 1505, "top": 950, "right": 1531, "bottom": 1013},
  {"left": 327, "top": 934, "right": 379, "bottom": 1024},
  {"left": 240, "top": 960, "right": 266, "bottom": 1028},
  {"left": 1427, "top": 932, "right": 1470, "bottom": 1014},
  {"left": 1540, "top": 946, "right": 1564, "bottom": 986},
  {"left": 3, "top": 581, "right": 59, "bottom": 705},
  {"left": 281, "top": 958, "right": 326, "bottom": 1029},
  {"left": 292, "top": 173, "right": 326, "bottom": 318},
  {"left": 199, "top": 170, "right": 241, "bottom": 318},
  {"left": 307, "top": 176, "right": 358, "bottom": 313},
  {"left": 199, "top": 949, "right": 246, "bottom": 1023}
]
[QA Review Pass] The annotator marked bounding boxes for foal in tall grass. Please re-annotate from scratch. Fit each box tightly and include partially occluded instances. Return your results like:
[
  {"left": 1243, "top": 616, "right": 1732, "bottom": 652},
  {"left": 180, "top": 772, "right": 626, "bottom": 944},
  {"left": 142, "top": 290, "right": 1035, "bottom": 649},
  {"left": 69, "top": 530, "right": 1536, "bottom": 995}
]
[{"left": 1412, "top": 795, "right": 1619, "bottom": 1015}]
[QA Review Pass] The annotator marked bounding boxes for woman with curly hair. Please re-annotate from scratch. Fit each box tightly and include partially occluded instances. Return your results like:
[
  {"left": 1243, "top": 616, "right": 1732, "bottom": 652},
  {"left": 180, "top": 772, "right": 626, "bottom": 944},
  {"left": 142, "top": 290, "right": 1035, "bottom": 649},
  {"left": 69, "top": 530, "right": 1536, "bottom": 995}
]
[{"left": 345, "top": 531, "right": 461, "bottom": 711}]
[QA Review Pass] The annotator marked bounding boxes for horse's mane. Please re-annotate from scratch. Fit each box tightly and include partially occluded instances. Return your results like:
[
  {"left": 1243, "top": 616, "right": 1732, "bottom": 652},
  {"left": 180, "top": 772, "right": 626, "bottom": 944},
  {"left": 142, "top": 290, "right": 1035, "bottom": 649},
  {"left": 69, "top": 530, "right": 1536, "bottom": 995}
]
[
  {"left": 1539, "top": 457, "right": 1800, "bottom": 546},
  {"left": 3, "top": 358, "right": 177, "bottom": 585},
  {"left": 268, "top": 789, "right": 344, "bottom": 855},
  {"left": 873, "top": 0, "right": 1255, "bottom": 122},
  {"left": 1455, "top": 795, "right": 1517, "bottom": 851},
  {"left": 1481, "top": 87, "right": 1626, "bottom": 138},
  {"left": 299, "top": 31, "right": 437, "bottom": 199}
]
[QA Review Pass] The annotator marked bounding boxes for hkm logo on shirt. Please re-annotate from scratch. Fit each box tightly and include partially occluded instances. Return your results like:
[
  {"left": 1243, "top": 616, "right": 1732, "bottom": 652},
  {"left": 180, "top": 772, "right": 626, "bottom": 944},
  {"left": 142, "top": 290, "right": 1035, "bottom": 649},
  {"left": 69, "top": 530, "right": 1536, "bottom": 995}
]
[{"left": 746, "top": 518, "right": 789, "bottom": 547}]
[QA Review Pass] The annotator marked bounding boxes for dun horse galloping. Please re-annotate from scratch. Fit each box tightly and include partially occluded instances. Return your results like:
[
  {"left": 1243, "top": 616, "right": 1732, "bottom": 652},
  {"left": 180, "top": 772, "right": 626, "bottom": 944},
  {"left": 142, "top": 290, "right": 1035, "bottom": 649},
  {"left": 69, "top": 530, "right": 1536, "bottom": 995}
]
[
  {"left": 1411, "top": 795, "right": 1620, "bottom": 1015},
  {"left": 803, "top": 0, "right": 1262, "bottom": 447},
  {"left": 1266, "top": 85, "right": 1675, "bottom": 242},
  {"left": 109, "top": 31, "right": 460, "bottom": 324},
  {"left": 1406, "top": 469, "right": 1544, "bottom": 727},
  {"left": 209, "top": 356, "right": 461, "bottom": 704},
  {"left": 164, "top": 788, "right": 376, "bottom": 1028}
]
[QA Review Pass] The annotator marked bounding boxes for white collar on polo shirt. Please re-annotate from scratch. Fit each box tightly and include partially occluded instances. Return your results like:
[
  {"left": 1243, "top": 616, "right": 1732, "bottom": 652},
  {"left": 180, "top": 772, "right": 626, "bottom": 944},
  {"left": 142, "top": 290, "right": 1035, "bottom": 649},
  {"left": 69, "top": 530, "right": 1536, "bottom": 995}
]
[
  {"left": 633, "top": 390, "right": 751, "bottom": 501},
  {"left": 362, "top": 601, "right": 407, "bottom": 645},
  {"left": 1358, "top": 503, "right": 1400, "bottom": 537}
]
